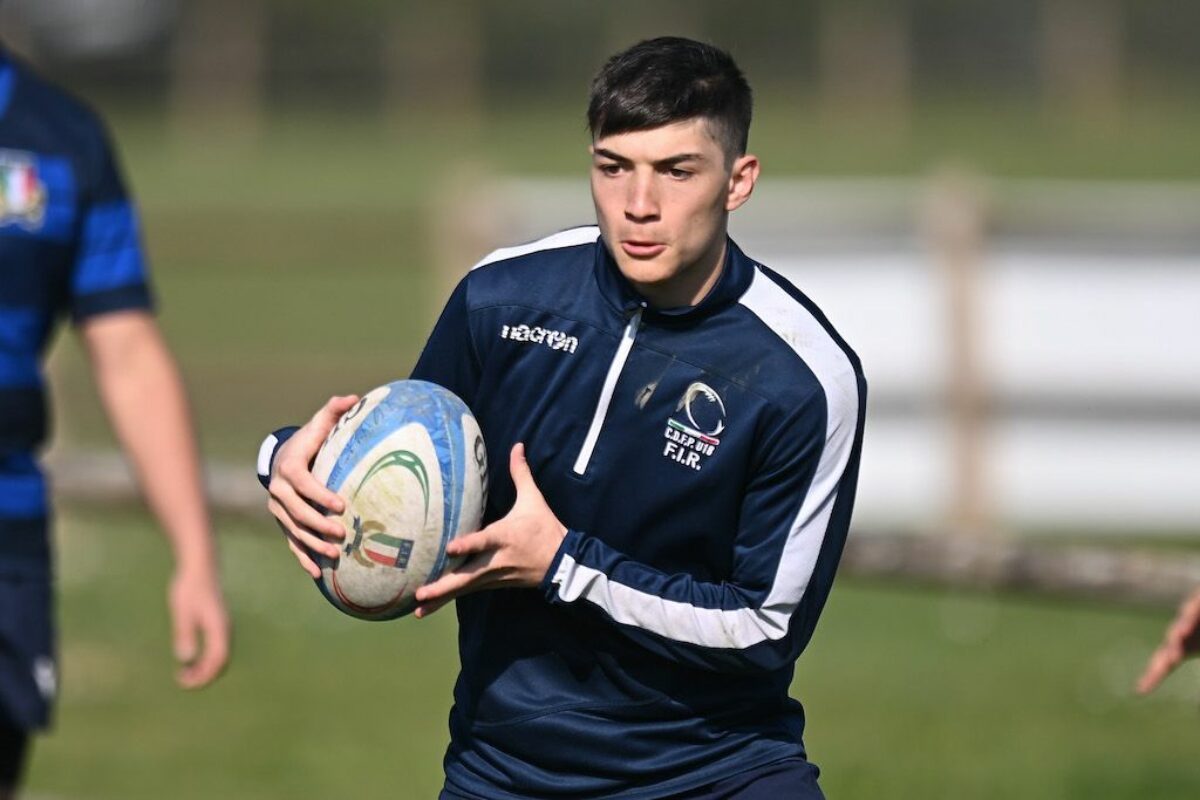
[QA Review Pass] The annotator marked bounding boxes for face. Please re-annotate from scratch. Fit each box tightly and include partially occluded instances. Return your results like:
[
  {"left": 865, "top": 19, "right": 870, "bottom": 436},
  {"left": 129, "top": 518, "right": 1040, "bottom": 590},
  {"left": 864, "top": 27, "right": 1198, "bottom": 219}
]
[{"left": 590, "top": 118, "right": 759, "bottom": 308}]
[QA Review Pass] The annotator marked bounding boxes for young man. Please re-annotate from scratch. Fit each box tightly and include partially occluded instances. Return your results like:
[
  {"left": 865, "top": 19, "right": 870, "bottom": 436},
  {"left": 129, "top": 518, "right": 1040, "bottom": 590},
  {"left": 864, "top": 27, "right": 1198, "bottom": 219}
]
[
  {"left": 0, "top": 46, "right": 229, "bottom": 797},
  {"left": 263, "top": 37, "right": 865, "bottom": 799}
]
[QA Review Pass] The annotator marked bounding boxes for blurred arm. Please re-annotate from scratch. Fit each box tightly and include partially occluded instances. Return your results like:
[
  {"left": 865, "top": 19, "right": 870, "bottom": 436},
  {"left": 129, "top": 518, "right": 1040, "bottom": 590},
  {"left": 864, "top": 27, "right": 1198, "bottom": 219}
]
[
  {"left": 79, "top": 310, "right": 229, "bottom": 688},
  {"left": 1137, "top": 587, "right": 1200, "bottom": 694}
]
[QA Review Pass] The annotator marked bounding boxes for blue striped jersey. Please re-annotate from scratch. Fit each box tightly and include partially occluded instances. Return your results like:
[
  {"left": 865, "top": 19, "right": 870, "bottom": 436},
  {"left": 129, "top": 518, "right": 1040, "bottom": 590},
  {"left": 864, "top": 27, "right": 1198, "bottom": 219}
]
[{"left": 0, "top": 48, "right": 152, "bottom": 565}]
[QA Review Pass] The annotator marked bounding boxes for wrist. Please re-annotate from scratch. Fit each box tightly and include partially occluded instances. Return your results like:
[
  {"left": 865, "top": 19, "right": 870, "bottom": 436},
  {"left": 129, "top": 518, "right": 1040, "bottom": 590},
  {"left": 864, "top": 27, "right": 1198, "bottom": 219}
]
[
  {"left": 257, "top": 425, "right": 300, "bottom": 488},
  {"left": 540, "top": 528, "right": 583, "bottom": 601},
  {"left": 170, "top": 535, "right": 220, "bottom": 579}
]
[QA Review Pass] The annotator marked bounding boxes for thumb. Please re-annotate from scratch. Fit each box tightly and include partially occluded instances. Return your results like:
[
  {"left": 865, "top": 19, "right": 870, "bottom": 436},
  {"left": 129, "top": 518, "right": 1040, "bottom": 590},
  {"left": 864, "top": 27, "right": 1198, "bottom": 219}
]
[
  {"left": 509, "top": 443, "right": 538, "bottom": 497},
  {"left": 297, "top": 394, "right": 361, "bottom": 449},
  {"left": 317, "top": 394, "right": 361, "bottom": 429}
]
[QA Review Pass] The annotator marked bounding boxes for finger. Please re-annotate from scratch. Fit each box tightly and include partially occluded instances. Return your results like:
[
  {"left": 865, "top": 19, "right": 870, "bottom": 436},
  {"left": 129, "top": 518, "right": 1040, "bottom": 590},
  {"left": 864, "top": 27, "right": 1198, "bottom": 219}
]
[
  {"left": 284, "top": 465, "right": 347, "bottom": 519},
  {"left": 1137, "top": 645, "right": 1179, "bottom": 695},
  {"left": 179, "top": 648, "right": 224, "bottom": 688},
  {"left": 268, "top": 496, "right": 338, "bottom": 564},
  {"left": 267, "top": 500, "right": 339, "bottom": 564},
  {"left": 318, "top": 394, "right": 361, "bottom": 424},
  {"left": 285, "top": 534, "right": 324, "bottom": 579},
  {"left": 444, "top": 527, "right": 502, "bottom": 559},
  {"left": 269, "top": 480, "right": 345, "bottom": 543},
  {"left": 1174, "top": 593, "right": 1200, "bottom": 630},
  {"left": 415, "top": 571, "right": 479, "bottom": 604},
  {"left": 1167, "top": 619, "right": 1192, "bottom": 646},
  {"left": 304, "top": 394, "right": 361, "bottom": 440},
  {"left": 414, "top": 596, "right": 454, "bottom": 619},
  {"left": 179, "top": 611, "right": 231, "bottom": 689},
  {"left": 172, "top": 604, "right": 197, "bottom": 666},
  {"left": 279, "top": 395, "right": 360, "bottom": 470},
  {"left": 273, "top": 395, "right": 360, "bottom": 502},
  {"left": 1182, "top": 589, "right": 1200, "bottom": 617},
  {"left": 415, "top": 556, "right": 495, "bottom": 604}
]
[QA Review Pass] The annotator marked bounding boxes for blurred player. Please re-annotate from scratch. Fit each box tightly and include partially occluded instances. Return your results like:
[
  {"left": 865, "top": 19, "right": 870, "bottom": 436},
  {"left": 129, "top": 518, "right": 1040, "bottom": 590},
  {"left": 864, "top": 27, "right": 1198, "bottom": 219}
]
[
  {"left": 263, "top": 37, "right": 865, "bottom": 799},
  {"left": 0, "top": 44, "right": 229, "bottom": 797},
  {"left": 1137, "top": 587, "right": 1200, "bottom": 695}
]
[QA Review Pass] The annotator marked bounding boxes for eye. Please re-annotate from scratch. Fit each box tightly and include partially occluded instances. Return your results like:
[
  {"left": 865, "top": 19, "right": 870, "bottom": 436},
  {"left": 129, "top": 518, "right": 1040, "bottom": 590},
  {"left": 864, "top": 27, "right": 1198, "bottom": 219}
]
[
  {"left": 597, "top": 163, "right": 623, "bottom": 177},
  {"left": 665, "top": 167, "right": 692, "bottom": 180}
]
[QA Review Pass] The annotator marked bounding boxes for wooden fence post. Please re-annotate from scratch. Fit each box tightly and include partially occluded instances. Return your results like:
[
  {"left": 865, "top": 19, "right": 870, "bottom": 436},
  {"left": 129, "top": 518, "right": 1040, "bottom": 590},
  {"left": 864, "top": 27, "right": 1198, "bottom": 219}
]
[
  {"left": 1040, "top": 0, "right": 1125, "bottom": 126},
  {"left": 816, "top": 0, "right": 912, "bottom": 134},
  {"left": 923, "top": 169, "right": 990, "bottom": 537},
  {"left": 170, "top": 0, "right": 266, "bottom": 143}
]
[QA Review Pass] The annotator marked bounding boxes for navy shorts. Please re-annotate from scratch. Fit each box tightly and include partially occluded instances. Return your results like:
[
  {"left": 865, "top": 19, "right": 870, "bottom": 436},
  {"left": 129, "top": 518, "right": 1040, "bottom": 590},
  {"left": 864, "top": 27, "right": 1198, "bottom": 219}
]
[
  {"left": 0, "top": 721, "right": 29, "bottom": 788},
  {"left": 0, "top": 531, "right": 56, "bottom": 732},
  {"left": 440, "top": 756, "right": 823, "bottom": 800}
]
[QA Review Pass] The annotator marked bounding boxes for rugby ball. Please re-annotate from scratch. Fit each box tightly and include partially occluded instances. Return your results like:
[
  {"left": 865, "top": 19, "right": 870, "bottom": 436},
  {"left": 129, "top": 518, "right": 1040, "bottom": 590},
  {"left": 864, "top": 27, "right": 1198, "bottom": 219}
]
[{"left": 310, "top": 380, "right": 488, "bottom": 620}]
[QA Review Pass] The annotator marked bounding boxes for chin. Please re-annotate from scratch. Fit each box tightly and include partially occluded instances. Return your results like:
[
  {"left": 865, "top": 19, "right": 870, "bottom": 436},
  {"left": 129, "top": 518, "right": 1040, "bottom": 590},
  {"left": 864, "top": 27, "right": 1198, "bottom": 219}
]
[
  {"left": 615, "top": 257, "right": 678, "bottom": 288},
  {"left": 621, "top": 269, "right": 678, "bottom": 293}
]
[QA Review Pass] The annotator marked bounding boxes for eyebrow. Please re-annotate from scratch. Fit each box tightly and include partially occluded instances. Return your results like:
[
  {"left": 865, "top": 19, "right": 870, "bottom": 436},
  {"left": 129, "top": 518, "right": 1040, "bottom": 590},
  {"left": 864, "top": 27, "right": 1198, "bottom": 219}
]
[{"left": 592, "top": 148, "right": 708, "bottom": 168}]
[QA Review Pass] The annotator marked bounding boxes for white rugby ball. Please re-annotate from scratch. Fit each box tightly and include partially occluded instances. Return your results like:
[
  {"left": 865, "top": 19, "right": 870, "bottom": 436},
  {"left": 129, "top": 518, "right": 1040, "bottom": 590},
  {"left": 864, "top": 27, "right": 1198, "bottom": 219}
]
[{"left": 310, "top": 380, "right": 488, "bottom": 620}]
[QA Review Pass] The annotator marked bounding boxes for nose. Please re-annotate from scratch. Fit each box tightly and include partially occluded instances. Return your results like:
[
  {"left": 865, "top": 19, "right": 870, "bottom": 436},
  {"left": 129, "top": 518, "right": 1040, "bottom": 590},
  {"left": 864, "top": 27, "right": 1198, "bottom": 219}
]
[{"left": 625, "top": 171, "right": 659, "bottom": 223}]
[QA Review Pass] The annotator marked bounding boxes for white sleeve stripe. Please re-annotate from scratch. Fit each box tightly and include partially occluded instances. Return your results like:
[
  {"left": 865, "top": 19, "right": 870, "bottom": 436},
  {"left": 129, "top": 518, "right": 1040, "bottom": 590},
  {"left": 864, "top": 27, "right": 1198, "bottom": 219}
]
[
  {"left": 551, "top": 267, "right": 861, "bottom": 650},
  {"left": 256, "top": 433, "right": 280, "bottom": 480},
  {"left": 471, "top": 226, "right": 600, "bottom": 270},
  {"left": 553, "top": 555, "right": 787, "bottom": 649}
]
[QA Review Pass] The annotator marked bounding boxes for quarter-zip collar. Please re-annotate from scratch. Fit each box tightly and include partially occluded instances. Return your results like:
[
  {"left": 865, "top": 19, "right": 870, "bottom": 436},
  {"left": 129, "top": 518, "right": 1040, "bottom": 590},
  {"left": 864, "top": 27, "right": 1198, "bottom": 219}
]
[{"left": 592, "top": 235, "right": 755, "bottom": 326}]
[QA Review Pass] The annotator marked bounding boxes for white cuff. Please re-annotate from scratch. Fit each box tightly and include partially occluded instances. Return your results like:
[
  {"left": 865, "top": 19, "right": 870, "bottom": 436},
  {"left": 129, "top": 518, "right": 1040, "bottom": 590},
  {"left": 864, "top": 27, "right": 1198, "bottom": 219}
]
[{"left": 256, "top": 433, "right": 279, "bottom": 480}]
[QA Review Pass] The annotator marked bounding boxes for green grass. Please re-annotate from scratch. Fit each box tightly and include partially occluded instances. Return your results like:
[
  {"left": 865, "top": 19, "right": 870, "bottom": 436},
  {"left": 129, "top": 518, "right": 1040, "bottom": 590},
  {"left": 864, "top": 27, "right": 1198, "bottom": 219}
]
[
  {"left": 803, "top": 583, "right": 1200, "bottom": 799},
  {"left": 24, "top": 507, "right": 1200, "bottom": 799},
  {"left": 29, "top": 508, "right": 460, "bottom": 800}
]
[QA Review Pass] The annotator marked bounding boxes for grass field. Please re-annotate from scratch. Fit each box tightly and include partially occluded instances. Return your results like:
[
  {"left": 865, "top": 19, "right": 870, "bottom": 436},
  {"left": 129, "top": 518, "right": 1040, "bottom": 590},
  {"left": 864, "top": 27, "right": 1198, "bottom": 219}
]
[
  {"left": 22, "top": 506, "right": 1200, "bottom": 800},
  {"left": 26, "top": 105, "right": 1200, "bottom": 797}
]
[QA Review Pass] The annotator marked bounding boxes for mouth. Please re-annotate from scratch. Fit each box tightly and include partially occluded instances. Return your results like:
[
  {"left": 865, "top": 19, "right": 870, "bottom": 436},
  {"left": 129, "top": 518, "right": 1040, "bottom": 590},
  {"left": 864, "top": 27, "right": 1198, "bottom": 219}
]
[{"left": 621, "top": 240, "right": 667, "bottom": 259}]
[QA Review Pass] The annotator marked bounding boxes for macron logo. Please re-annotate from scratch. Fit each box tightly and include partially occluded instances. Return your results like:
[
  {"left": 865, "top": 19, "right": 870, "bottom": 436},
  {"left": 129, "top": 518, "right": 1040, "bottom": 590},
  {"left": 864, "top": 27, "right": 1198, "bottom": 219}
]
[{"left": 500, "top": 324, "right": 578, "bottom": 354}]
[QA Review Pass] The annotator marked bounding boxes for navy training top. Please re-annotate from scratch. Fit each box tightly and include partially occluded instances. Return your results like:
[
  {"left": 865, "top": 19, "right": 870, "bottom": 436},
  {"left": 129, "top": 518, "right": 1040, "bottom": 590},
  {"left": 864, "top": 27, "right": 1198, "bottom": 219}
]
[
  {"left": 418, "top": 227, "right": 866, "bottom": 798},
  {"left": 260, "top": 225, "right": 867, "bottom": 798}
]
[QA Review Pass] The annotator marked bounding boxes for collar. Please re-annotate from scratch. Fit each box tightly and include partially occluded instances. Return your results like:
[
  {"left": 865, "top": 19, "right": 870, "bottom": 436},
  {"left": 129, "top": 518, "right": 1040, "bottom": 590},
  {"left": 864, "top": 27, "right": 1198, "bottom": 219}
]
[{"left": 592, "top": 236, "right": 755, "bottom": 325}]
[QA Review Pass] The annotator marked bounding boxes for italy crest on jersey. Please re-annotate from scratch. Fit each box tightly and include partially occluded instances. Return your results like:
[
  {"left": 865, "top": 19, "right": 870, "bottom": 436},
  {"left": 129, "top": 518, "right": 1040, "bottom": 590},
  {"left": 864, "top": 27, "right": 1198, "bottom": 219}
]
[
  {"left": 661, "top": 381, "right": 727, "bottom": 471},
  {"left": 0, "top": 150, "right": 48, "bottom": 230}
]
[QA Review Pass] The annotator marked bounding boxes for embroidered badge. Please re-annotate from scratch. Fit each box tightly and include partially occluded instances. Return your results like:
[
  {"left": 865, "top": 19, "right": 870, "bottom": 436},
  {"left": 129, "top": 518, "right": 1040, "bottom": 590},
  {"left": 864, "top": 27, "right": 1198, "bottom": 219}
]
[
  {"left": 0, "top": 151, "right": 48, "bottom": 231},
  {"left": 662, "top": 382, "right": 726, "bottom": 471}
]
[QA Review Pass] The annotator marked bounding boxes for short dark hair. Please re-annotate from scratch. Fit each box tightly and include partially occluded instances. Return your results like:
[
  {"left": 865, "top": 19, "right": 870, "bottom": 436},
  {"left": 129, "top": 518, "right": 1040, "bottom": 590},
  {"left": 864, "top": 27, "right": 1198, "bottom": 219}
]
[{"left": 587, "top": 37, "right": 753, "bottom": 159}]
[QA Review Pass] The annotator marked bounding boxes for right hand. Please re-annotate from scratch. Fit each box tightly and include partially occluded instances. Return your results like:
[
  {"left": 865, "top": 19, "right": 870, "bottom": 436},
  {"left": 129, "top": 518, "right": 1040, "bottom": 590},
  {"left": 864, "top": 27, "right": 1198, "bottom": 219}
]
[
  {"left": 266, "top": 395, "right": 360, "bottom": 578},
  {"left": 1137, "top": 587, "right": 1200, "bottom": 695}
]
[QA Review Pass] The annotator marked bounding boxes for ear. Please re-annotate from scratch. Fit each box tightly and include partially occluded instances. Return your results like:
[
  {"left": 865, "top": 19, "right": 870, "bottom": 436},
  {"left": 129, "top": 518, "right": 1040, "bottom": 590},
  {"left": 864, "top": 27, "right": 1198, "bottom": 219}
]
[{"left": 725, "top": 154, "right": 760, "bottom": 212}]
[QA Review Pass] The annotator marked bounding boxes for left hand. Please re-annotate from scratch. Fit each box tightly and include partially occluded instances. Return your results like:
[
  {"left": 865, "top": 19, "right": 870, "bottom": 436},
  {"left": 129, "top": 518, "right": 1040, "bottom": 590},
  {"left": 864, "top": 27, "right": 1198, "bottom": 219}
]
[
  {"left": 168, "top": 564, "right": 230, "bottom": 688},
  {"left": 414, "top": 443, "right": 567, "bottom": 618}
]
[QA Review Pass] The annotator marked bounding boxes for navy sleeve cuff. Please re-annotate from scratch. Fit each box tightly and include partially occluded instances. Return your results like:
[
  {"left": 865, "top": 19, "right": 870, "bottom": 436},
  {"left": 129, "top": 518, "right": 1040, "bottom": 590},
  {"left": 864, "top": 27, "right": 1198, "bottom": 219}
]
[
  {"left": 541, "top": 528, "right": 584, "bottom": 603},
  {"left": 71, "top": 283, "right": 155, "bottom": 322},
  {"left": 256, "top": 426, "right": 300, "bottom": 489}
]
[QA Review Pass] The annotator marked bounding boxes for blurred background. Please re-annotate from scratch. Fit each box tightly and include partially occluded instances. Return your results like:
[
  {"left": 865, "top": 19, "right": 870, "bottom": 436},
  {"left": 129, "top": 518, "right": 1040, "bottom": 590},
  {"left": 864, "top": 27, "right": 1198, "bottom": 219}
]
[{"left": 2, "top": 0, "right": 1198, "bottom": 797}]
